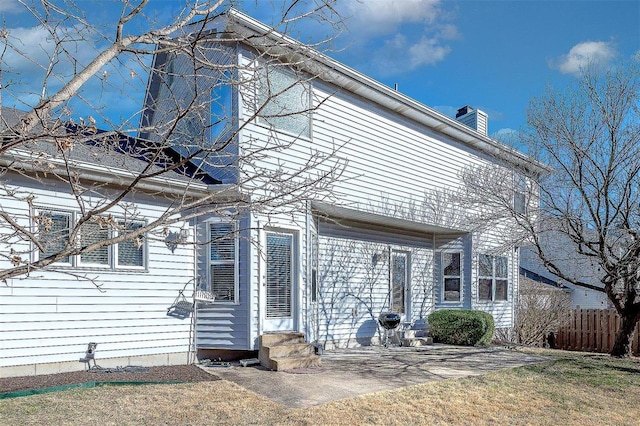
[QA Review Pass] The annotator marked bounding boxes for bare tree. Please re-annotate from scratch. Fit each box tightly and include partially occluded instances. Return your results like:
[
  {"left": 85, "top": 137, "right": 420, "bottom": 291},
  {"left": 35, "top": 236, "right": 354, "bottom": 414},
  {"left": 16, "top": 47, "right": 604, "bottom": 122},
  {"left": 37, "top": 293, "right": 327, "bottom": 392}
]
[
  {"left": 0, "top": 1, "right": 346, "bottom": 284},
  {"left": 511, "top": 278, "right": 571, "bottom": 346},
  {"left": 459, "top": 60, "right": 640, "bottom": 356}
]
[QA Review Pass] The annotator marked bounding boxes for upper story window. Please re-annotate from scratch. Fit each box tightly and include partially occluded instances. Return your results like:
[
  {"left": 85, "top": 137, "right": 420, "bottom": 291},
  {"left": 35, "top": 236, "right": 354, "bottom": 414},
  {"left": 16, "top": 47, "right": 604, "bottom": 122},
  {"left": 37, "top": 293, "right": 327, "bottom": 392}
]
[
  {"left": 35, "top": 209, "right": 146, "bottom": 270},
  {"left": 209, "top": 222, "right": 238, "bottom": 303},
  {"left": 514, "top": 175, "right": 528, "bottom": 215},
  {"left": 442, "top": 252, "right": 462, "bottom": 302},
  {"left": 258, "top": 66, "right": 311, "bottom": 138},
  {"left": 478, "top": 254, "right": 509, "bottom": 302}
]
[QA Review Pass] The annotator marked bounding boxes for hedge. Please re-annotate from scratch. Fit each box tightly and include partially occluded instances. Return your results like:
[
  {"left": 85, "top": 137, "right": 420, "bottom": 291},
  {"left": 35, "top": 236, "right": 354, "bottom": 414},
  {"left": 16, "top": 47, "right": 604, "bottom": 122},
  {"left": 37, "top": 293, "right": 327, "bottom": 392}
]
[{"left": 428, "top": 309, "right": 495, "bottom": 346}]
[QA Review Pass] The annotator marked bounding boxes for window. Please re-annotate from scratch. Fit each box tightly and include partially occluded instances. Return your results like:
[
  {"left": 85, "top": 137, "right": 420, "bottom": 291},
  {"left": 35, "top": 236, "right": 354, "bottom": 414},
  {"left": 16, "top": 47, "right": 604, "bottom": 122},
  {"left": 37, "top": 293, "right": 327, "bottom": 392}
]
[
  {"left": 442, "top": 252, "right": 462, "bottom": 302},
  {"left": 391, "top": 251, "right": 410, "bottom": 315},
  {"left": 258, "top": 66, "right": 311, "bottom": 138},
  {"left": 310, "top": 231, "right": 318, "bottom": 303},
  {"left": 35, "top": 209, "right": 146, "bottom": 270},
  {"left": 79, "top": 221, "right": 110, "bottom": 266},
  {"left": 37, "top": 210, "right": 71, "bottom": 264},
  {"left": 117, "top": 221, "right": 145, "bottom": 268},
  {"left": 478, "top": 254, "right": 509, "bottom": 301},
  {"left": 209, "top": 222, "right": 237, "bottom": 303},
  {"left": 514, "top": 175, "right": 527, "bottom": 215}
]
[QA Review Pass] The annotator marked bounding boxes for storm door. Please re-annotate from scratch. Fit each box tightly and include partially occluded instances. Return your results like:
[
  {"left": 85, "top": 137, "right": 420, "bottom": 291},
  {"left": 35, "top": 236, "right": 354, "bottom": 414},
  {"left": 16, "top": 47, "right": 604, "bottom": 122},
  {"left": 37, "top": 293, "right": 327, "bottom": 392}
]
[{"left": 263, "top": 230, "right": 297, "bottom": 331}]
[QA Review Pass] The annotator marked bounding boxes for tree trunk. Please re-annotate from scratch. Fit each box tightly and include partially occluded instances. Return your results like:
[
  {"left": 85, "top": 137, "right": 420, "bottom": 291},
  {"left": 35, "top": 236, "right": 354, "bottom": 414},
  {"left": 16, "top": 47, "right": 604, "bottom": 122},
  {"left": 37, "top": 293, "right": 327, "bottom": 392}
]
[{"left": 610, "top": 309, "right": 640, "bottom": 357}]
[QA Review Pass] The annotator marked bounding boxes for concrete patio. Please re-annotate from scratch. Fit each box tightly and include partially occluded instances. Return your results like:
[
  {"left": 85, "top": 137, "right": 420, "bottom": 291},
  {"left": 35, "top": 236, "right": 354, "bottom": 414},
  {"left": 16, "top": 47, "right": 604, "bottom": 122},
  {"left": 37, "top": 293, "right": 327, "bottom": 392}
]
[{"left": 201, "top": 344, "right": 548, "bottom": 408}]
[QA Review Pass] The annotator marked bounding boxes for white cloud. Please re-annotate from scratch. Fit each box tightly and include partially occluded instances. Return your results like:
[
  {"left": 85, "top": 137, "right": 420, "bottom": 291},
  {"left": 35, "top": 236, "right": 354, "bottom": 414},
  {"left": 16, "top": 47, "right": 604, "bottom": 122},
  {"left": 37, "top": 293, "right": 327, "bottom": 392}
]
[
  {"left": 0, "top": 0, "right": 23, "bottom": 14},
  {"left": 554, "top": 41, "right": 617, "bottom": 75},
  {"left": 340, "top": 0, "right": 457, "bottom": 75},
  {"left": 344, "top": 0, "right": 442, "bottom": 36},
  {"left": 408, "top": 36, "right": 451, "bottom": 68}
]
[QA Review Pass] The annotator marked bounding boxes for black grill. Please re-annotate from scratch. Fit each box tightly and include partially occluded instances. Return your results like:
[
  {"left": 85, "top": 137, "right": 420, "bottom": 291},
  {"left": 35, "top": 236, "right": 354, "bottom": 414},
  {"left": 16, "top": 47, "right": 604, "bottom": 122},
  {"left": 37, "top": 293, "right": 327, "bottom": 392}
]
[{"left": 378, "top": 312, "right": 401, "bottom": 330}]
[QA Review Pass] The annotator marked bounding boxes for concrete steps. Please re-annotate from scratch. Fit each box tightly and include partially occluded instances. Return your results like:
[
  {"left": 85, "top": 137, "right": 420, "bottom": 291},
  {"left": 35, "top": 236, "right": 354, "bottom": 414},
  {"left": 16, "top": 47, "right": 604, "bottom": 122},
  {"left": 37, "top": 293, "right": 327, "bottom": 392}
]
[
  {"left": 258, "top": 332, "right": 321, "bottom": 371},
  {"left": 400, "top": 327, "right": 433, "bottom": 347}
]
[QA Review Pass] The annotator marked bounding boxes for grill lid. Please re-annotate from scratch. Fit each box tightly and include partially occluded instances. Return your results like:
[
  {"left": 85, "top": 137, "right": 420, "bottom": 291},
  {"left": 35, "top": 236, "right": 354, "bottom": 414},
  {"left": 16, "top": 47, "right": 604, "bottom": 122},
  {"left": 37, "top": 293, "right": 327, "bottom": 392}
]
[{"left": 378, "top": 312, "right": 401, "bottom": 330}]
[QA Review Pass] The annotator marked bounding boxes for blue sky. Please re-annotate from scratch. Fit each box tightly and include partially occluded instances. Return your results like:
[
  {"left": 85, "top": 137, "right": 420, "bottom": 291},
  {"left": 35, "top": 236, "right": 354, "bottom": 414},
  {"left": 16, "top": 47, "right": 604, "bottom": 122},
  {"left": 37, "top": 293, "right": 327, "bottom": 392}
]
[{"left": 1, "top": 0, "right": 639, "bottom": 144}]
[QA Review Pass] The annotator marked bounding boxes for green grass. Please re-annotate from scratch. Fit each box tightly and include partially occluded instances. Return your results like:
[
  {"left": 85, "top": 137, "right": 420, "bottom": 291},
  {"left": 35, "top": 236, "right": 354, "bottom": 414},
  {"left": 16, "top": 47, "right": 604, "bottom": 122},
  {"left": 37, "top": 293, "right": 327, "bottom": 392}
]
[{"left": 1, "top": 349, "right": 639, "bottom": 425}]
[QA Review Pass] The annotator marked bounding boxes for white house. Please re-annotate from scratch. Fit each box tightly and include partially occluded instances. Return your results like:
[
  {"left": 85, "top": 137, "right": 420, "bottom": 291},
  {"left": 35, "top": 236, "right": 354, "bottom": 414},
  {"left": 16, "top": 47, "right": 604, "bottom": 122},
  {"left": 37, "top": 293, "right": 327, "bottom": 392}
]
[
  {"left": 0, "top": 10, "right": 547, "bottom": 377},
  {"left": 520, "top": 244, "right": 611, "bottom": 310}
]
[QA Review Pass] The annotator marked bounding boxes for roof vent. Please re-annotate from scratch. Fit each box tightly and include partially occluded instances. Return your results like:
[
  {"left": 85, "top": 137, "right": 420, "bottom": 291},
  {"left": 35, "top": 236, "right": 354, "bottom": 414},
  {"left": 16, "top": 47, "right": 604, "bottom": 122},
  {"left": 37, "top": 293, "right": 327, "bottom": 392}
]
[{"left": 455, "top": 105, "right": 488, "bottom": 136}]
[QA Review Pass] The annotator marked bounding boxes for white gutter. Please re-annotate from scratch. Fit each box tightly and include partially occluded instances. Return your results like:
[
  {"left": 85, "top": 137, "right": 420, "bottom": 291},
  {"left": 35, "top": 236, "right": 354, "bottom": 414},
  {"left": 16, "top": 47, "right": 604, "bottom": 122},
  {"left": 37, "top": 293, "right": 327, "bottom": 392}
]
[
  {"left": 1, "top": 150, "right": 236, "bottom": 198},
  {"left": 225, "top": 9, "right": 551, "bottom": 176}
]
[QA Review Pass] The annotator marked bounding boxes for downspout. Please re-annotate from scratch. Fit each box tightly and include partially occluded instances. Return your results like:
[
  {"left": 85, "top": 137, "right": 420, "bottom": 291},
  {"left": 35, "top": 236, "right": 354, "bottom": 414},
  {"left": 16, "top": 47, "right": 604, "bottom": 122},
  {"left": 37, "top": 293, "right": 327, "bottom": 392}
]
[
  {"left": 191, "top": 216, "right": 199, "bottom": 364},
  {"left": 305, "top": 201, "right": 310, "bottom": 340},
  {"left": 256, "top": 219, "right": 262, "bottom": 339}
]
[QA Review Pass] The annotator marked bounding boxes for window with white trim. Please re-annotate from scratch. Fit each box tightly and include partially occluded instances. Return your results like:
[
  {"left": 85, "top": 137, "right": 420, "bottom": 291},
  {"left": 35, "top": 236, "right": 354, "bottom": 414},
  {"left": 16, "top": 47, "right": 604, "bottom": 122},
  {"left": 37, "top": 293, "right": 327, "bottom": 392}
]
[
  {"left": 37, "top": 210, "right": 72, "bottom": 264},
  {"left": 478, "top": 254, "right": 509, "bottom": 301},
  {"left": 258, "top": 66, "right": 311, "bottom": 138},
  {"left": 391, "top": 250, "right": 410, "bottom": 315},
  {"left": 514, "top": 175, "right": 528, "bottom": 215},
  {"left": 35, "top": 209, "right": 146, "bottom": 270},
  {"left": 79, "top": 221, "right": 110, "bottom": 267},
  {"left": 116, "top": 221, "right": 145, "bottom": 268},
  {"left": 442, "top": 252, "right": 462, "bottom": 302},
  {"left": 209, "top": 222, "right": 238, "bottom": 303}
]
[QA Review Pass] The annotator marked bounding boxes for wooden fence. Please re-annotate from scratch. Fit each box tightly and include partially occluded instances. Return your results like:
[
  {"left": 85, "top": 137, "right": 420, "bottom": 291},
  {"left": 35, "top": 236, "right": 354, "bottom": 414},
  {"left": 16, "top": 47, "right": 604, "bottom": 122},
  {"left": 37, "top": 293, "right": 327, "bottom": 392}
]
[{"left": 549, "top": 309, "right": 640, "bottom": 356}]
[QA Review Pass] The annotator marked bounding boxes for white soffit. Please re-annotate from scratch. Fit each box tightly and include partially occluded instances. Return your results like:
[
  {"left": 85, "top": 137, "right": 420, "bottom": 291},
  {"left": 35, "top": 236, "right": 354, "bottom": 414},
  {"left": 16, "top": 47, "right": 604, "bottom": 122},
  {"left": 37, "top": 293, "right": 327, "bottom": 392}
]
[{"left": 312, "top": 202, "right": 467, "bottom": 236}]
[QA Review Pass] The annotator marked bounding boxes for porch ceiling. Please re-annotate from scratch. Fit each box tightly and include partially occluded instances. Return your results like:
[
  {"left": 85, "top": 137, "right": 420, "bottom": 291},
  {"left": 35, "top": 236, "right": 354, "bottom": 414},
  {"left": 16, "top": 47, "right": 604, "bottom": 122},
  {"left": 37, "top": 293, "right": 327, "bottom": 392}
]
[{"left": 311, "top": 202, "right": 467, "bottom": 236}]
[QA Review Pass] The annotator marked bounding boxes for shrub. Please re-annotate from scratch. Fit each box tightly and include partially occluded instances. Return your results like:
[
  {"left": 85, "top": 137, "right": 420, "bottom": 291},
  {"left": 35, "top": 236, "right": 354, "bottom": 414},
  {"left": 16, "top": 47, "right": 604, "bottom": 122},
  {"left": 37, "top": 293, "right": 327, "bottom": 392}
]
[{"left": 428, "top": 309, "right": 495, "bottom": 346}]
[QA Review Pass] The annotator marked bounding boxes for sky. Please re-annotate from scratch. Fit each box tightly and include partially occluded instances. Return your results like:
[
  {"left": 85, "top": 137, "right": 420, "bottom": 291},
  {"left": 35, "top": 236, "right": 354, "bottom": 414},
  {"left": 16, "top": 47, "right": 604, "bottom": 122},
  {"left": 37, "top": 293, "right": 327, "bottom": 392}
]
[{"left": 1, "top": 0, "right": 639, "bottom": 146}]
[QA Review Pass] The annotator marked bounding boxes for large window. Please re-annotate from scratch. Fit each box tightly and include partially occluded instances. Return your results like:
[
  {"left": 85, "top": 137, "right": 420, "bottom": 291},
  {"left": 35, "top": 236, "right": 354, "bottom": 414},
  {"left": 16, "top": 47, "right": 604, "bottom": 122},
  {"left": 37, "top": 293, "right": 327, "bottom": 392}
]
[
  {"left": 35, "top": 209, "right": 146, "bottom": 270},
  {"left": 442, "top": 252, "right": 462, "bottom": 302},
  {"left": 258, "top": 66, "right": 311, "bottom": 138},
  {"left": 478, "top": 254, "right": 509, "bottom": 301},
  {"left": 391, "top": 251, "right": 410, "bottom": 315},
  {"left": 209, "top": 222, "right": 238, "bottom": 303}
]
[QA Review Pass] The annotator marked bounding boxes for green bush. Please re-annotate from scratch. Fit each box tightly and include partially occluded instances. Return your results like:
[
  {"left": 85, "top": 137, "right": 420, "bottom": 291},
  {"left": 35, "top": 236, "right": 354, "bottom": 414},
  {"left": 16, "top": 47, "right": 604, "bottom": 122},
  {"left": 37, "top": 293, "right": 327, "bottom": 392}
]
[{"left": 428, "top": 309, "right": 495, "bottom": 346}]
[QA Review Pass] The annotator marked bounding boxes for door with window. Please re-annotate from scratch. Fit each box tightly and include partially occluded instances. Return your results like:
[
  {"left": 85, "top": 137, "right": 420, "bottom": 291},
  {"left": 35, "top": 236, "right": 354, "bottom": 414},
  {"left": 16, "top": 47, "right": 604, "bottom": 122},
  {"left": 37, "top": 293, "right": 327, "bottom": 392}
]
[
  {"left": 263, "top": 230, "right": 297, "bottom": 332},
  {"left": 391, "top": 250, "right": 410, "bottom": 319}
]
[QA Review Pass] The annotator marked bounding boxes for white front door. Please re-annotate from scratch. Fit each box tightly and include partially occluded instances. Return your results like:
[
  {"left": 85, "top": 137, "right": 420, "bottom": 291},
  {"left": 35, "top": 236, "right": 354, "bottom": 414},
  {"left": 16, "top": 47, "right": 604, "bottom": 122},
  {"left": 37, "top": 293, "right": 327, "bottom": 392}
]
[{"left": 262, "top": 230, "right": 297, "bottom": 332}]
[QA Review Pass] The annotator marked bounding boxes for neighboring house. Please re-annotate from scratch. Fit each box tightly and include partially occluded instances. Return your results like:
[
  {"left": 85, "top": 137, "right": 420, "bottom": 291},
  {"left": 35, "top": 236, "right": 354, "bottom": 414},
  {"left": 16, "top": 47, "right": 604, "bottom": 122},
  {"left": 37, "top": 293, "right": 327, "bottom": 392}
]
[
  {"left": 1, "top": 10, "right": 547, "bottom": 377},
  {"left": 520, "top": 244, "right": 612, "bottom": 309}
]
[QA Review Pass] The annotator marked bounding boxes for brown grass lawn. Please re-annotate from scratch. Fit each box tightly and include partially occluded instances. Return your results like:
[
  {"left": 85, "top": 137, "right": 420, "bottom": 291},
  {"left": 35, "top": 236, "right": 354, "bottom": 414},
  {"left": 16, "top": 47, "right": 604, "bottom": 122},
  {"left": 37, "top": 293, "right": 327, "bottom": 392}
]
[{"left": 2, "top": 349, "right": 639, "bottom": 425}]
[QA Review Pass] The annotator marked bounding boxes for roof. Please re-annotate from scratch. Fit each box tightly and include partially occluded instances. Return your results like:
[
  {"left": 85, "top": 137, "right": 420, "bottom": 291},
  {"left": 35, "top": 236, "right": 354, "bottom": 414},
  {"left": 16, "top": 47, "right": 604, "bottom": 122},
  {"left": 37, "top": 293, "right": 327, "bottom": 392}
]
[
  {"left": 0, "top": 107, "right": 218, "bottom": 194},
  {"left": 218, "top": 9, "right": 550, "bottom": 176}
]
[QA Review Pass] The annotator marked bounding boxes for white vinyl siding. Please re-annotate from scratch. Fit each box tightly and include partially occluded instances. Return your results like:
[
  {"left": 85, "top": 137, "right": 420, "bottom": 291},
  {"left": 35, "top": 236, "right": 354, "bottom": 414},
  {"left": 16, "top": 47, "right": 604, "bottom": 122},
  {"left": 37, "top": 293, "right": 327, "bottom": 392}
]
[
  {"left": 317, "top": 220, "right": 434, "bottom": 348},
  {"left": 1, "top": 189, "right": 193, "bottom": 375}
]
